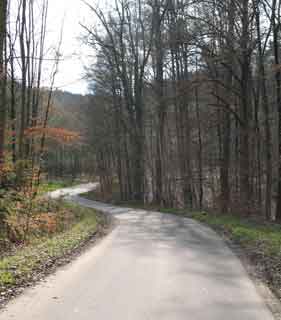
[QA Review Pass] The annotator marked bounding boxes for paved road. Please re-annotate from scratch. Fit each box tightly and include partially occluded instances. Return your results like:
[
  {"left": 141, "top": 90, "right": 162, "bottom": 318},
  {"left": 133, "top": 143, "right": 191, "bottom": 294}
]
[
  {"left": 46, "top": 182, "right": 99, "bottom": 199},
  {"left": 0, "top": 186, "right": 275, "bottom": 319}
]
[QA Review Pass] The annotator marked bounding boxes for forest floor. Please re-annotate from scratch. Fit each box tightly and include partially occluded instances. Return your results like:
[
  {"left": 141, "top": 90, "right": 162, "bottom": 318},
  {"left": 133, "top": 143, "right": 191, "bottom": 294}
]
[
  {"left": 84, "top": 188, "right": 281, "bottom": 304},
  {"left": 0, "top": 187, "right": 111, "bottom": 308}
]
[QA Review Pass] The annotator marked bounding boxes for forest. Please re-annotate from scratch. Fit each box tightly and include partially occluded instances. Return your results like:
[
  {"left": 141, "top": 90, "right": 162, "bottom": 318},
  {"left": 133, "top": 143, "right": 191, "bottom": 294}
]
[
  {"left": 0, "top": 0, "right": 281, "bottom": 314},
  {"left": 1, "top": 0, "right": 281, "bottom": 221},
  {"left": 0, "top": 1, "right": 96, "bottom": 252},
  {"left": 79, "top": 0, "right": 281, "bottom": 223}
]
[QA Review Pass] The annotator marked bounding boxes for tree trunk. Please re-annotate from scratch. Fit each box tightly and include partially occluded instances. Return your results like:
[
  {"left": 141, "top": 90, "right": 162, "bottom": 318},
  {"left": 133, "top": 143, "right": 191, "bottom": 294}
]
[
  {"left": 195, "top": 80, "right": 203, "bottom": 210},
  {"left": 18, "top": 0, "right": 27, "bottom": 160},
  {"left": 254, "top": 0, "right": 272, "bottom": 220},
  {"left": 273, "top": 0, "right": 281, "bottom": 222},
  {"left": 154, "top": 0, "right": 166, "bottom": 205},
  {"left": 0, "top": 0, "right": 7, "bottom": 174},
  {"left": 239, "top": 0, "right": 251, "bottom": 214},
  {"left": 220, "top": 0, "right": 235, "bottom": 213}
]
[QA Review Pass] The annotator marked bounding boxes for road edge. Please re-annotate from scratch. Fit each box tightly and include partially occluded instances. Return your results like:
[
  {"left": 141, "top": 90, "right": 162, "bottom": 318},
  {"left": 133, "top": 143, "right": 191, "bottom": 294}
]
[{"left": 0, "top": 206, "right": 114, "bottom": 310}]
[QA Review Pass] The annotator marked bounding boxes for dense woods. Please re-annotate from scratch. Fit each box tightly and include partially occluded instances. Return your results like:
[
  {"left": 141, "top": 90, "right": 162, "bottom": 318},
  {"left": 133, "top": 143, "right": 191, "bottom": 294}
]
[
  {"left": 0, "top": 0, "right": 281, "bottom": 310},
  {"left": 0, "top": 1, "right": 84, "bottom": 189},
  {"left": 80, "top": 0, "right": 281, "bottom": 222},
  {"left": 0, "top": 0, "right": 53, "bottom": 186},
  {"left": 0, "top": 1, "right": 87, "bottom": 244},
  {"left": 1, "top": 0, "right": 281, "bottom": 236}
]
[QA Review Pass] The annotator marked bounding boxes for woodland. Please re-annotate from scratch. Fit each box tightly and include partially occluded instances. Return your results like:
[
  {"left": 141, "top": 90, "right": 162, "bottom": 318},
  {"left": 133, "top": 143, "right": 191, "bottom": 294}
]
[
  {"left": 0, "top": 0, "right": 281, "bottom": 255},
  {"left": 81, "top": 0, "right": 281, "bottom": 223},
  {"left": 1, "top": 0, "right": 281, "bottom": 308}
]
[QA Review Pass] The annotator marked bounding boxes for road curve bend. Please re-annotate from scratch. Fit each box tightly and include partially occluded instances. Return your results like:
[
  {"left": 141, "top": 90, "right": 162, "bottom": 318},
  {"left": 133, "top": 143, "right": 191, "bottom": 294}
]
[{"left": 0, "top": 186, "right": 275, "bottom": 320}]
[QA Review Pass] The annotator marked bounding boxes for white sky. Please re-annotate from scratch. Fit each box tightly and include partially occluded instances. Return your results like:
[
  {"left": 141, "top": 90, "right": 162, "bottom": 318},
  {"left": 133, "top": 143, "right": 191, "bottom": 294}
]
[{"left": 46, "top": 0, "right": 96, "bottom": 95}]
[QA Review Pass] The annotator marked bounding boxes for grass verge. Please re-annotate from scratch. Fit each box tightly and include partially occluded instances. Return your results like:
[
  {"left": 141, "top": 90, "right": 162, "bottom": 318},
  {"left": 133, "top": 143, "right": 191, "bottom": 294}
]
[
  {"left": 38, "top": 180, "right": 75, "bottom": 194},
  {"left": 83, "top": 189, "right": 281, "bottom": 300},
  {"left": 172, "top": 210, "right": 281, "bottom": 302},
  {"left": 0, "top": 202, "right": 108, "bottom": 304}
]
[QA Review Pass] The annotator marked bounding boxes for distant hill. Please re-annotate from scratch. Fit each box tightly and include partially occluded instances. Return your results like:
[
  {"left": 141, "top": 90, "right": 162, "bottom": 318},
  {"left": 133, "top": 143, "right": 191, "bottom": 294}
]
[{"left": 49, "top": 90, "right": 91, "bottom": 134}]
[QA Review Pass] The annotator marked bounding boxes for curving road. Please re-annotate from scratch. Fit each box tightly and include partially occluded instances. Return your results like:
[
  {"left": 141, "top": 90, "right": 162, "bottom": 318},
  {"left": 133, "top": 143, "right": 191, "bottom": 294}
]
[{"left": 0, "top": 185, "right": 275, "bottom": 319}]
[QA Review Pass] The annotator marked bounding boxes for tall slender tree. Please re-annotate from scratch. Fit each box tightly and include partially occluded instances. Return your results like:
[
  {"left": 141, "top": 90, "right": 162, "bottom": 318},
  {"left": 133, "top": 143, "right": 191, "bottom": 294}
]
[{"left": 0, "top": 0, "right": 7, "bottom": 173}]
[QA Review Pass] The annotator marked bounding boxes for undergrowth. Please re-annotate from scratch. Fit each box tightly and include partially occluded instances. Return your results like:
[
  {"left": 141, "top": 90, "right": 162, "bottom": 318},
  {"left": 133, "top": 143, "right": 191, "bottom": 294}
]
[{"left": 0, "top": 203, "right": 101, "bottom": 290}]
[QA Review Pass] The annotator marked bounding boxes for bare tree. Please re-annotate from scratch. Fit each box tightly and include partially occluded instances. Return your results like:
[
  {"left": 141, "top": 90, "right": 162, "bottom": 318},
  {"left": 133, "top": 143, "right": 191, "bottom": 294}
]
[{"left": 0, "top": 0, "right": 7, "bottom": 174}]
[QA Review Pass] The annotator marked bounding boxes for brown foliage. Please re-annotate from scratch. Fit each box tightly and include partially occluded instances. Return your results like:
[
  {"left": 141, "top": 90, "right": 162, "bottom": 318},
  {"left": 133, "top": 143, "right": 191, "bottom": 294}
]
[{"left": 24, "top": 127, "right": 81, "bottom": 144}]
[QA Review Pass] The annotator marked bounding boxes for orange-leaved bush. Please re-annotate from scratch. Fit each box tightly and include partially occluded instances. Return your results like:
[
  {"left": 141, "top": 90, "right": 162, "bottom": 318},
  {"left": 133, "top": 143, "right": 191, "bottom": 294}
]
[{"left": 24, "top": 127, "right": 81, "bottom": 144}]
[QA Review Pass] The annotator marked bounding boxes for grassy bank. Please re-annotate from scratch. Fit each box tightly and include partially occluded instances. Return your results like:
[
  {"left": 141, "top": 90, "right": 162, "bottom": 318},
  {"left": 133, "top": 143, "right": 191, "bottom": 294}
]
[
  {"left": 38, "top": 180, "right": 76, "bottom": 194},
  {"left": 167, "top": 210, "right": 281, "bottom": 299},
  {"left": 0, "top": 201, "right": 107, "bottom": 302},
  {"left": 83, "top": 189, "right": 281, "bottom": 300}
]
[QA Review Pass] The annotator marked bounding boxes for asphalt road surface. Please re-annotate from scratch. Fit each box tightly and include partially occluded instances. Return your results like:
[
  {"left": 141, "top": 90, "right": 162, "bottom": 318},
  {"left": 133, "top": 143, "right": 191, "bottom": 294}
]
[{"left": 0, "top": 185, "right": 275, "bottom": 319}]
